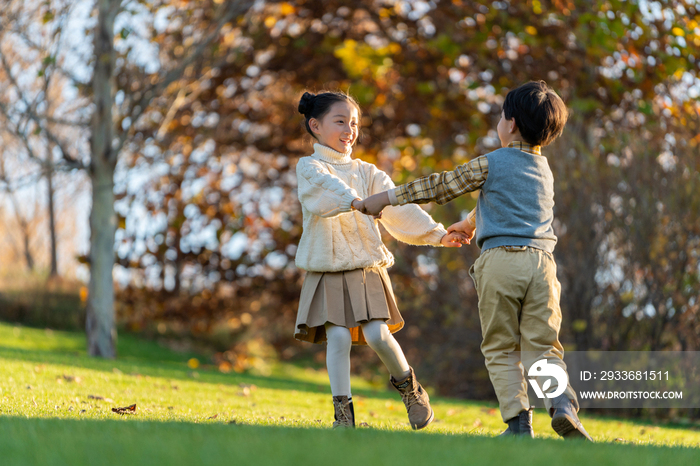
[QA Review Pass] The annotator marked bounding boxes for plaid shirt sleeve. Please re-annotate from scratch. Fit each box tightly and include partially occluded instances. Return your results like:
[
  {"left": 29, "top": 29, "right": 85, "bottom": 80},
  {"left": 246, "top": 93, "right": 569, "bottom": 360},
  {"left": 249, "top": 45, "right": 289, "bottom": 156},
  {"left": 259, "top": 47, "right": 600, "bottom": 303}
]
[
  {"left": 394, "top": 156, "right": 489, "bottom": 206},
  {"left": 467, "top": 207, "right": 477, "bottom": 226}
]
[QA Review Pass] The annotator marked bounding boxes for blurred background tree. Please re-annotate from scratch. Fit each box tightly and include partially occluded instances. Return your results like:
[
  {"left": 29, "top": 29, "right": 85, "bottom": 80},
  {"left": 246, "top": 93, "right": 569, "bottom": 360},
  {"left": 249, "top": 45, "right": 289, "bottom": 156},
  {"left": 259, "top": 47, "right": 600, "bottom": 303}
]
[{"left": 0, "top": 0, "right": 698, "bottom": 404}]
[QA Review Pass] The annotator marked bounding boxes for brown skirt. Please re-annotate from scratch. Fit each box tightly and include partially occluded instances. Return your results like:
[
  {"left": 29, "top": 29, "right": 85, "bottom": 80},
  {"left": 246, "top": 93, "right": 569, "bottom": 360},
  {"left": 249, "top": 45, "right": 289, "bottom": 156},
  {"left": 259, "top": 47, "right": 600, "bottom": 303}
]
[{"left": 295, "top": 267, "right": 404, "bottom": 346}]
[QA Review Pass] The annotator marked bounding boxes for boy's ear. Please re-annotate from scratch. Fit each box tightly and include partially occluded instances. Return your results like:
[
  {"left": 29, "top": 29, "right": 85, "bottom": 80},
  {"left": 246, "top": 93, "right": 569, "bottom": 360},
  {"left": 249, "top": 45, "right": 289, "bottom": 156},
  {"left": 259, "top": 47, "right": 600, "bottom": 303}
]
[
  {"left": 309, "top": 118, "right": 321, "bottom": 135},
  {"left": 508, "top": 117, "right": 519, "bottom": 134}
]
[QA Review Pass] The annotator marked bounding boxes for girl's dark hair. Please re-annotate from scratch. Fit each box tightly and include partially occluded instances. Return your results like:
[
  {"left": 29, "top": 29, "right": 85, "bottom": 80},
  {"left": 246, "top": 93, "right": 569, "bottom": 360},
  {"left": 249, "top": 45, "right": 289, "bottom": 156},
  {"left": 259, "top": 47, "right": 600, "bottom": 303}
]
[
  {"left": 502, "top": 80, "right": 568, "bottom": 147},
  {"left": 298, "top": 91, "right": 361, "bottom": 139}
]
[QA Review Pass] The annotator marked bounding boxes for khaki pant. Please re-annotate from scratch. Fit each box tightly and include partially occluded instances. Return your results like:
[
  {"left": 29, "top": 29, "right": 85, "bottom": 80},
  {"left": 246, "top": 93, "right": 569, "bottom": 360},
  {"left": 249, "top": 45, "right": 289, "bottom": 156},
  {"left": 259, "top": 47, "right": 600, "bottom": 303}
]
[{"left": 469, "top": 246, "right": 579, "bottom": 422}]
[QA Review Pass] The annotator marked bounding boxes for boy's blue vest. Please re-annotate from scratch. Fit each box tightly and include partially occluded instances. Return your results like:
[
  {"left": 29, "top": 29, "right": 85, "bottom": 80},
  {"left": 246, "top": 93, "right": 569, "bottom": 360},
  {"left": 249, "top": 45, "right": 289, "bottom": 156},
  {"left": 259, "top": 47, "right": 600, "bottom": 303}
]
[{"left": 475, "top": 147, "right": 557, "bottom": 253}]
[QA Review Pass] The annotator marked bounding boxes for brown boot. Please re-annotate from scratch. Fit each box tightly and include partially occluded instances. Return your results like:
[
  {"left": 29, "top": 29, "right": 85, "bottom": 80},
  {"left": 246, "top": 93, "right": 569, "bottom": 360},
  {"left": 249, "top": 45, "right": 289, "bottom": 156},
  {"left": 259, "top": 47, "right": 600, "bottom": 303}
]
[
  {"left": 499, "top": 408, "right": 534, "bottom": 438},
  {"left": 550, "top": 394, "right": 593, "bottom": 441},
  {"left": 332, "top": 396, "right": 355, "bottom": 428},
  {"left": 391, "top": 367, "right": 434, "bottom": 430}
]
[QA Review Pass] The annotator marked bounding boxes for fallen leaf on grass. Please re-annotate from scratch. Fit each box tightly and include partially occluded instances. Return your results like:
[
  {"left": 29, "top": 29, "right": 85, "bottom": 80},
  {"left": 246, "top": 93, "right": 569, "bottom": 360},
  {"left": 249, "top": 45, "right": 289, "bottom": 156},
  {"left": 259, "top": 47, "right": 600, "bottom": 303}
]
[
  {"left": 61, "top": 374, "right": 81, "bottom": 383},
  {"left": 358, "top": 422, "right": 370, "bottom": 427},
  {"left": 112, "top": 404, "right": 137, "bottom": 414},
  {"left": 208, "top": 414, "right": 218, "bottom": 419},
  {"left": 228, "top": 420, "right": 237, "bottom": 425},
  {"left": 88, "top": 395, "right": 114, "bottom": 403}
]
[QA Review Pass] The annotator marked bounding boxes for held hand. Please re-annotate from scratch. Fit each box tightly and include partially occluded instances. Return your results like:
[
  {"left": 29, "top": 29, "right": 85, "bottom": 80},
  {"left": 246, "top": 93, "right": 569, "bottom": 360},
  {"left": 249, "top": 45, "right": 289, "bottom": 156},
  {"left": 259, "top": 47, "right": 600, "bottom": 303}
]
[
  {"left": 447, "top": 218, "right": 476, "bottom": 243},
  {"left": 441, "top": 231, "right": 469, "bottom": 248},
  {"left": 352, "top": 198, "right": 382, "bottom": 219},
  {"left": 358, "top": 192, "right": 391, "bottom": 217}
]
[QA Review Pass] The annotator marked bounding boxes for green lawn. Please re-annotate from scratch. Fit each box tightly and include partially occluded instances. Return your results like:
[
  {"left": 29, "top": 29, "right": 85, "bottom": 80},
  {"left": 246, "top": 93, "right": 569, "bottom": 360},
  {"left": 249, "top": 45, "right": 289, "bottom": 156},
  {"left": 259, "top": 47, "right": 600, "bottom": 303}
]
[{"left": 1, "top": 322, "right": 699, "bottom": 465}]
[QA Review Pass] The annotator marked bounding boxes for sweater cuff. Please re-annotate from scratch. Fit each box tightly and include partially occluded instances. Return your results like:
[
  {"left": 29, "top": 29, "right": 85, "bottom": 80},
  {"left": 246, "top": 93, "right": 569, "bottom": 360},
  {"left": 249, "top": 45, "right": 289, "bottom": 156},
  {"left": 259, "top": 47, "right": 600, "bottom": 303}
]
[
  {"left": 340, "top": 190, "right": 360, "bottom": 212},
  {"left": 388, "top": 188, "right": 400, "bottom": 206},
  {"left": 426, "top": 225, "right": 448, "bottom": 246}
]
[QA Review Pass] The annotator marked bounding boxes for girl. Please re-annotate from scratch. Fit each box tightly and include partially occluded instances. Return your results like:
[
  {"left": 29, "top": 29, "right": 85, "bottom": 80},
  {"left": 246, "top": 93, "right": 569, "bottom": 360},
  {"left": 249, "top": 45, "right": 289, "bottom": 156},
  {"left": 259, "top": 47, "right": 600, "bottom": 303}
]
[{"left": 294, "top": 90, "right": 466, "bottom": 429}]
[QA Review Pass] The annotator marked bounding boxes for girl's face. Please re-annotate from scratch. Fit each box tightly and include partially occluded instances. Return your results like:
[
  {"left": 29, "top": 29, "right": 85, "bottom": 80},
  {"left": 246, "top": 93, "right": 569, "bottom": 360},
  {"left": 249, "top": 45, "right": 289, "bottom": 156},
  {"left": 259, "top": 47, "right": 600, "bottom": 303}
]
[{"left": 310, "top": 101, "right": 359, "bottom": 154}]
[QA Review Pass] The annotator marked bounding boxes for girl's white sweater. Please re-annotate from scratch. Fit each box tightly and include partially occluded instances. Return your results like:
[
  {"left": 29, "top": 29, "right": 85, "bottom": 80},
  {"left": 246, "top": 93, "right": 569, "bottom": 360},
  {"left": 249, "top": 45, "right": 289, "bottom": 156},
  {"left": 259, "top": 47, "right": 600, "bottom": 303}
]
[{"left": 295, "top": 143, "right": 447, "bottom": 272}]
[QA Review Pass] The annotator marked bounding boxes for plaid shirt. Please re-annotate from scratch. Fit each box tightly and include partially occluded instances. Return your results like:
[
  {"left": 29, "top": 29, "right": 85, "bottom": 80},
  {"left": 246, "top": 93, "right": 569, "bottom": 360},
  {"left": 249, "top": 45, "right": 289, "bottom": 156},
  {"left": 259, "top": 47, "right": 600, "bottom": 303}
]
[{"left": 393, "top": 142, "right": 541, "bottom": 209}]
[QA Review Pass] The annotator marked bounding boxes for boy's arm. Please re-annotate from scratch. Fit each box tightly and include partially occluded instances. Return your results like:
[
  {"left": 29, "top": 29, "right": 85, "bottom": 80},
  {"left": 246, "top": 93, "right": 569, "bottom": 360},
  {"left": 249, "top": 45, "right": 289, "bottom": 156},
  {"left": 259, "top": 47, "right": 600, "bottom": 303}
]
[
  {"left": 357, "top": 156, "right": 488, "bottom": 216},
  {"left": 365, "top": 167, "right": 469, "bottom": 248},
  {"left": 367, "top": 168, "right": 448, "bottom": 247},
  {"left": 365, "top": 165, "right": 447, "bottom": 246}
]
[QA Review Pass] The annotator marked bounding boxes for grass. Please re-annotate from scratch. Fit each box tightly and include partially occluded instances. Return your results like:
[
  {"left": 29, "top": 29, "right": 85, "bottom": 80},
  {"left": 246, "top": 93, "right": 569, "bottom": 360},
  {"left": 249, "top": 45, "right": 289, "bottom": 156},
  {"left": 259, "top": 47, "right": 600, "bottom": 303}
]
[{"left": 1, "top": 322, "right": 699, "bottom": 465}]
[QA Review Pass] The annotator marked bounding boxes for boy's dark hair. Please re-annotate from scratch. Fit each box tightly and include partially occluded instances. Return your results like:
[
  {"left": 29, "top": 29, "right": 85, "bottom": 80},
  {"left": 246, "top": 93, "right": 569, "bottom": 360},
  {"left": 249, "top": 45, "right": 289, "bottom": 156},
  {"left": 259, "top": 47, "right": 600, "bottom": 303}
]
[
  {"left": 502, "top": 81, "right": 568, "bottom": 147},
  {"left": 298, "top": 91, "right": 361, "bottom": 139}
]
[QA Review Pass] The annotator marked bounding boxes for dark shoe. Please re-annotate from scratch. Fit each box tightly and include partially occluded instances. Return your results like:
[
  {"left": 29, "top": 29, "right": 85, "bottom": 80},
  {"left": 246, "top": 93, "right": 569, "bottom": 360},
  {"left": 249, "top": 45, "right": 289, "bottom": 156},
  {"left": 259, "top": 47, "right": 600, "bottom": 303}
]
[
  {"left": 332, "top": 396, "right": 355, "bottom": 428},
  {"left": 391, "top": 367, "right": 434, "bottom": 430},
  {"left": 499, "top": 408, "right": 534, "bottom": 438},
  {"left": 550, "top": 395, "right": 593, "bottom": 441}
]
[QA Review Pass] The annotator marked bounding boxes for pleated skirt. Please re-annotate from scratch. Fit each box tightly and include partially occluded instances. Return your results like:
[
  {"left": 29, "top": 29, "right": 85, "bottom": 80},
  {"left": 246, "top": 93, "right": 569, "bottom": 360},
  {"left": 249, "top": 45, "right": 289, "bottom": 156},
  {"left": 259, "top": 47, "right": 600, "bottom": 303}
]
[{"left": 294, "top": 267, "right": 404, "bottom": 346}]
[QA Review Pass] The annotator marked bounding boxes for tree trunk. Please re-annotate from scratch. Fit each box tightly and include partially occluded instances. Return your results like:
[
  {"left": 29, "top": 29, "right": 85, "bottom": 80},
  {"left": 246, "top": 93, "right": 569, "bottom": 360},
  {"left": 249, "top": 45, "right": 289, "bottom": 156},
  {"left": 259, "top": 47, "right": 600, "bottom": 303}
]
[
  {"left": 47, "top": 162, "right": 58, "bottom": 277},
  {"left": 22, "top": 226, "right": 34, "bottom": 271},
  {"left": 86, "top": 165, "right": 116, "bottom": 357},
  {"left": 86, "top": 0, "right": 118, "bottom": 358}
]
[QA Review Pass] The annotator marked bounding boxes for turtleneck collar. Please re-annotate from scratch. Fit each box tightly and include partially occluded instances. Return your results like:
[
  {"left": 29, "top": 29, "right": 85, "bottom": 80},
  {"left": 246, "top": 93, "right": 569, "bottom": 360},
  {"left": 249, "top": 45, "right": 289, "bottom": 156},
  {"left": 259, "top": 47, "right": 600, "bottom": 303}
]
[{"left": 312, "top": 143, "right": 352, "bottom": 165}]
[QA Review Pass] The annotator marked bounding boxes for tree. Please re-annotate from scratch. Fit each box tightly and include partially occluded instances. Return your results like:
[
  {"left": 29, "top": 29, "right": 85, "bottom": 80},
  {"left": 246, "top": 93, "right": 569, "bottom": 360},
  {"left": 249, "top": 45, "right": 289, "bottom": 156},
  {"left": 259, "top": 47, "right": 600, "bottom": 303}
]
[
  {"left": 84, "top": 0, "right": 256, "bottom": 357},
  {"left": 2, "top": 0, "right": 255, "bottom": 357},
  {"left": 0, "top": 0, "right": 86, "bottom": 278}
]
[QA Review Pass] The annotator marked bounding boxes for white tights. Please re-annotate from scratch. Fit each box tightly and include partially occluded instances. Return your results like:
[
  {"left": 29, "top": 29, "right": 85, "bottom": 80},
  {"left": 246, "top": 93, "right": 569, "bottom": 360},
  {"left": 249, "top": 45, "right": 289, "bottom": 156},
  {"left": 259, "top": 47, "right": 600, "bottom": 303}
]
[{"left": 325, "top": 320, "right": 411, "bottom": 397}]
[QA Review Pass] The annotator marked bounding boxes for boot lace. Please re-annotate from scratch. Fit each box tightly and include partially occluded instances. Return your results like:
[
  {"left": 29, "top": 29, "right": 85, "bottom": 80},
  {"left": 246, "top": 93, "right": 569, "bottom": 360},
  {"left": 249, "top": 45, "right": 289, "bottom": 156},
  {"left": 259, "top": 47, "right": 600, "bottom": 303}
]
[{"left": 400, "top": 385, "right": 424, "bottom": 410}]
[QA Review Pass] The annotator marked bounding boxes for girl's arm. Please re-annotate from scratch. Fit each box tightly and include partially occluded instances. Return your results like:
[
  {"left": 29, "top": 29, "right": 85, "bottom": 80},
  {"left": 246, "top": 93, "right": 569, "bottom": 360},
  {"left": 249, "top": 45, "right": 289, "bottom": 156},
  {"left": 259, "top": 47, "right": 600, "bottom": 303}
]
[
  {"left": 368, "top": 166, "right": 448, "bottom": 246},
  {"left": 296, "top": 158, "right": 360, "bottom": 218}
]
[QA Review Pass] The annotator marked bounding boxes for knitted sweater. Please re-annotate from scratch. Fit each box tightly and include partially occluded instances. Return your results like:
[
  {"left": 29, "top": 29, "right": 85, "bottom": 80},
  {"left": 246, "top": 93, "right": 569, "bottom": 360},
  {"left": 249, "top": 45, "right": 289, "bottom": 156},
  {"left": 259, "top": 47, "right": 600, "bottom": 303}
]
[{"left": 295, "top": 144, "right": 448, "bottom": 272}]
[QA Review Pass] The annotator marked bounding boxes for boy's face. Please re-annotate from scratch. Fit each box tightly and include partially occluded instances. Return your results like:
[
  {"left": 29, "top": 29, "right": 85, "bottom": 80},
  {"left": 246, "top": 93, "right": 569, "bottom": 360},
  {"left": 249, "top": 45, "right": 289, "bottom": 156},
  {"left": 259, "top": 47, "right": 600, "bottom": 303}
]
[{"left": 497, "top": 110, "right": 518, "bottom": 147}]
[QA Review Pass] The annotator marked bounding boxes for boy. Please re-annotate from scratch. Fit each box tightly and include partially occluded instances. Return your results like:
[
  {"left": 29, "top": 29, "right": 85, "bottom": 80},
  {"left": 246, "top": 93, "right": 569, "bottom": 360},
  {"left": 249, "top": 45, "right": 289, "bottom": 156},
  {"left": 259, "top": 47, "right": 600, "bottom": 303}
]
[{"left": 355, "top": 81, "right": 592, "bottom": 440}]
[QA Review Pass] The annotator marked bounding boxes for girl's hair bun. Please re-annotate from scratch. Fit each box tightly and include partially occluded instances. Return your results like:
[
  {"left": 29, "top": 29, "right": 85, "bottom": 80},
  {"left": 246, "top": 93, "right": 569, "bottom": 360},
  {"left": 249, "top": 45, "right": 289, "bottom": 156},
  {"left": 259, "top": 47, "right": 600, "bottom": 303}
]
[{"left": 298, "top": 92, "right": 316, "bottom": 116}]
